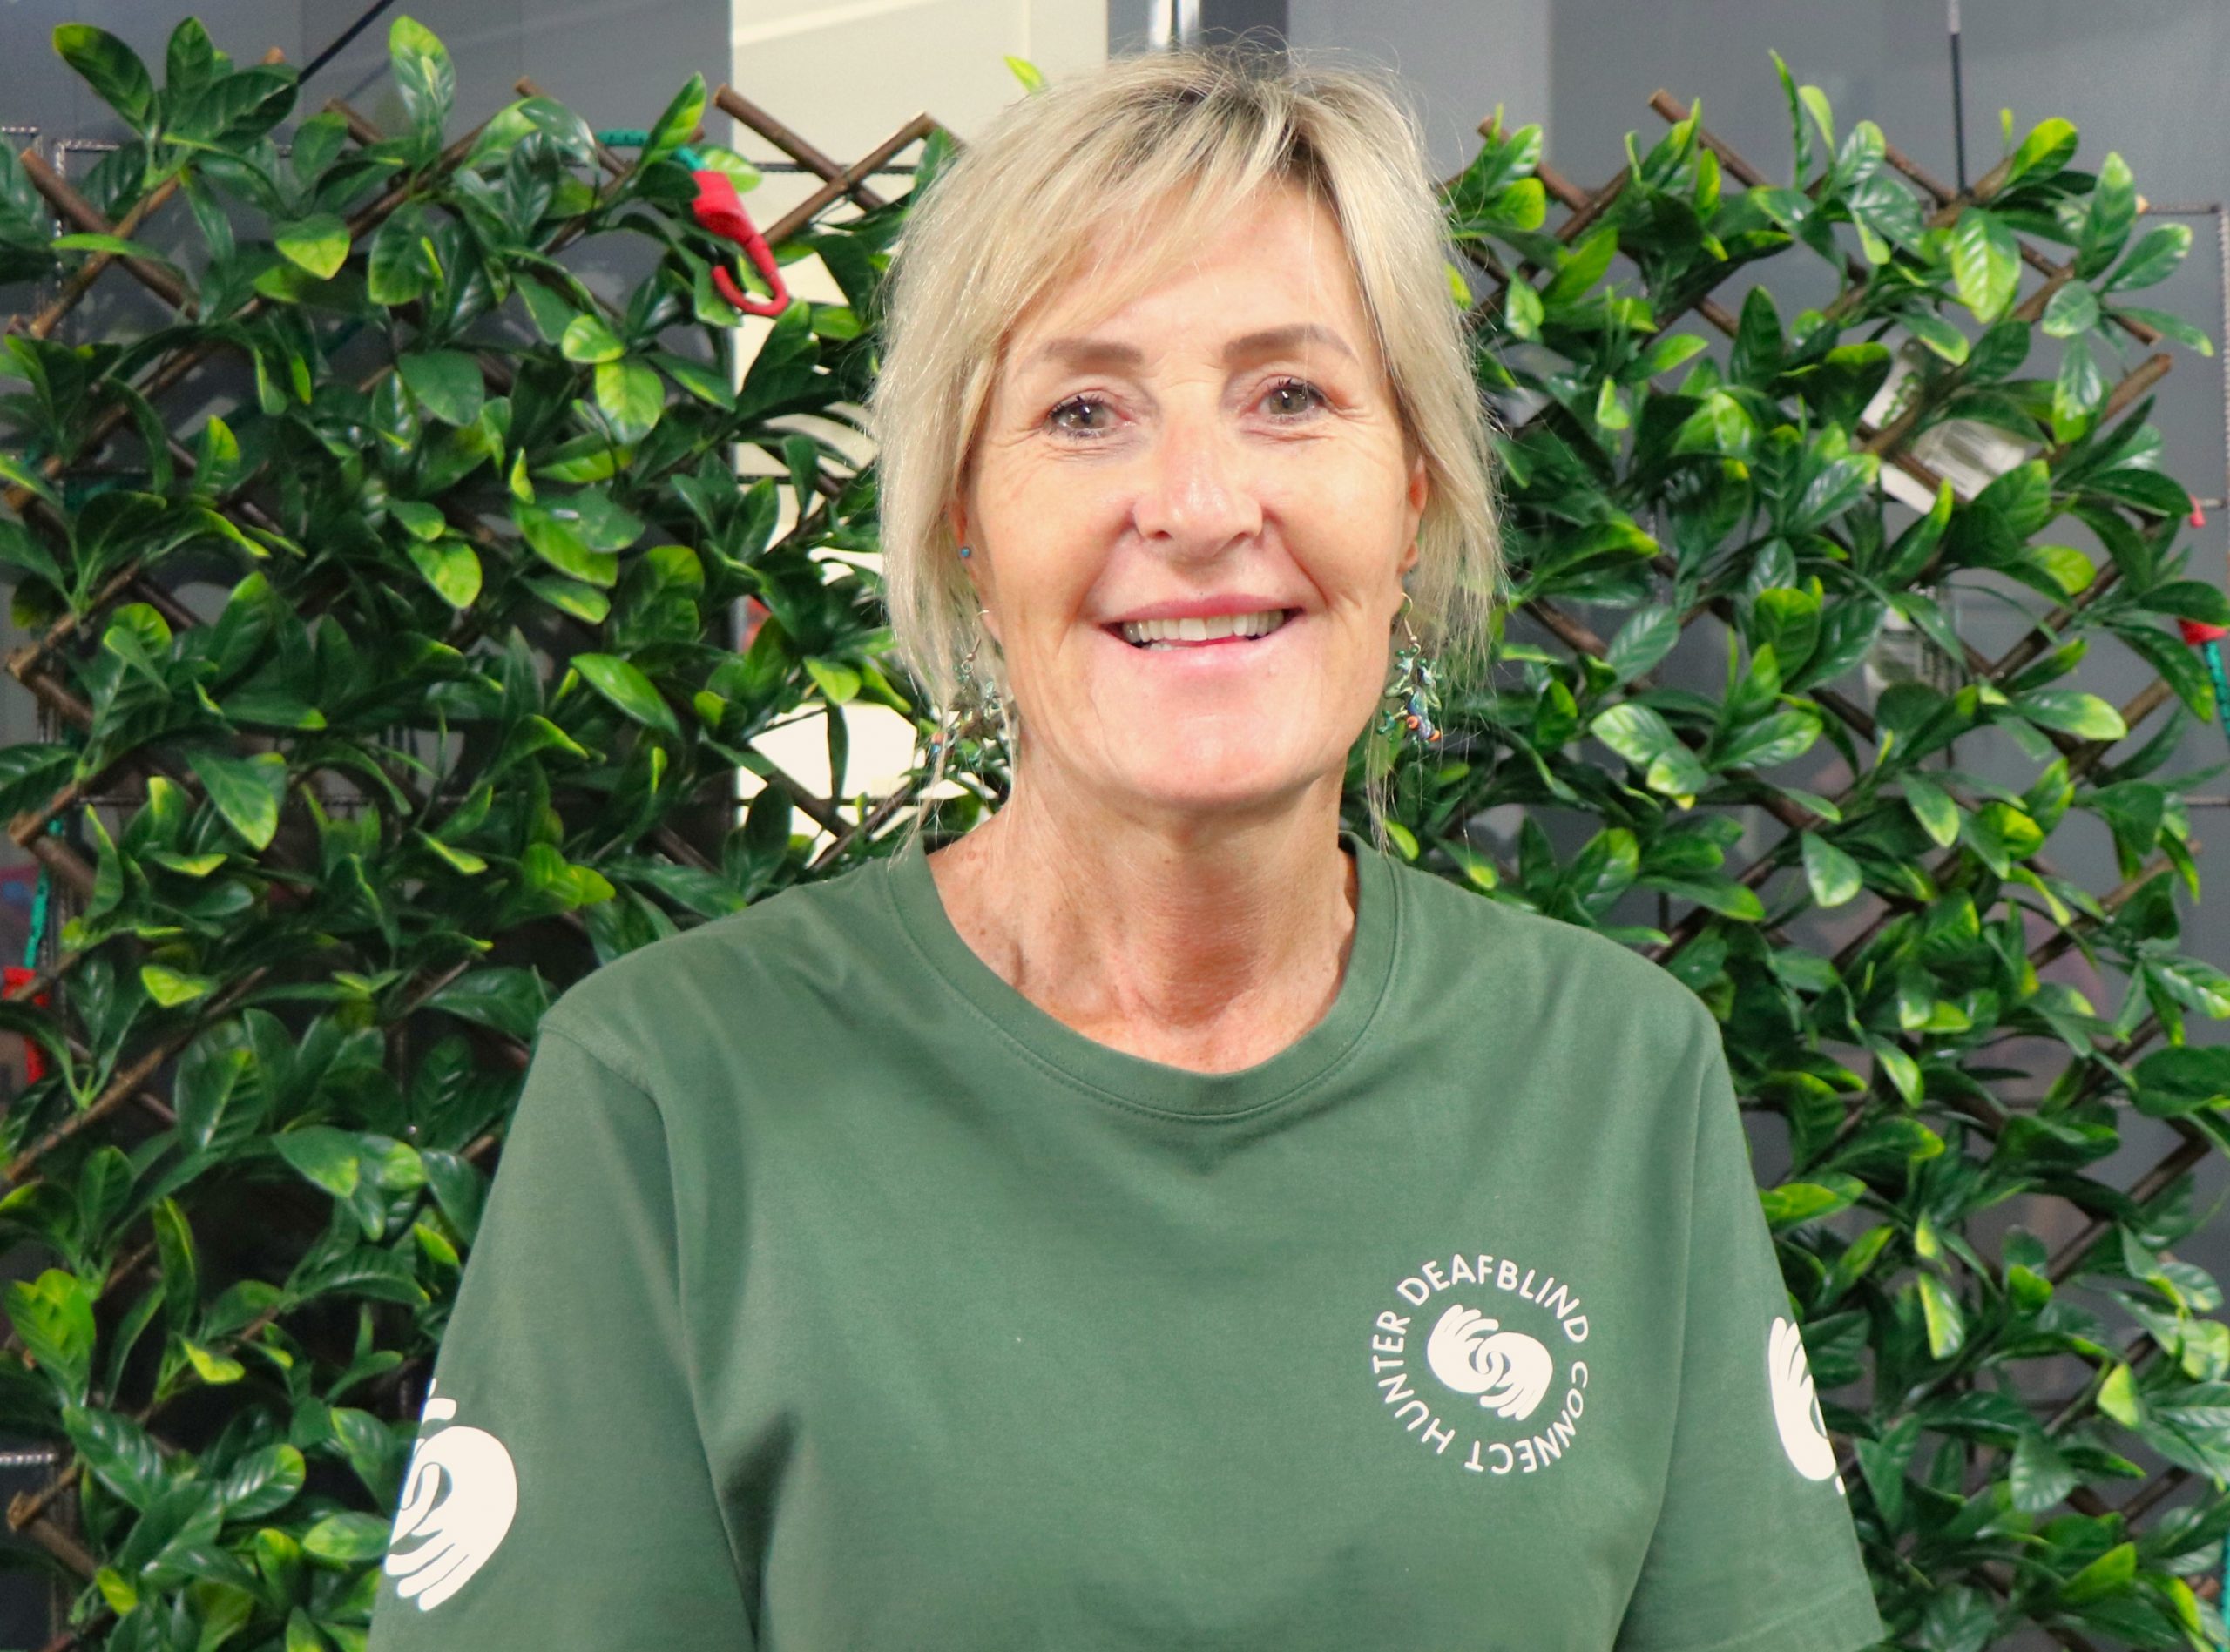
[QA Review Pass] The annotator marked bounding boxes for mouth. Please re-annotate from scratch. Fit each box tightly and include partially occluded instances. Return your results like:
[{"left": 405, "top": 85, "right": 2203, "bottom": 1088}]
[{"left": 1105, "top": 608, "right": 1301, "bottom": 650}]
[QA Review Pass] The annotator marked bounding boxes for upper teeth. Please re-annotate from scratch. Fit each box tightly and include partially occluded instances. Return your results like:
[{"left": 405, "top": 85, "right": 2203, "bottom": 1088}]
[{"left": 1119, "top": 610, "right": 1288, "bottom": 645}]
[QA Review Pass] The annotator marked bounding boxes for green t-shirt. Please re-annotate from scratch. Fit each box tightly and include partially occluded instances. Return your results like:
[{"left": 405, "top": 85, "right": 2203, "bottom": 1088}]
[{"left": 367, "top": 829, "right": 1884, "bottom": 1652}]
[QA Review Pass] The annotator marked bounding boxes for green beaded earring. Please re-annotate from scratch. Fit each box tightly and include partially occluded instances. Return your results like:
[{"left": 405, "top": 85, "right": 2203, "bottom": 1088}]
[
  {"left": 923, "top": 602, "right": 1013, "bottom": 794},
  {"left": 1375, "top": 595, "right": 1443, "bottom": 747}
]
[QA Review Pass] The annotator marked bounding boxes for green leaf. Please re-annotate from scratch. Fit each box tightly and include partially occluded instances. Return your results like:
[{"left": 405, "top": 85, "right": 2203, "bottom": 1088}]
[
  {"left": 2010, "top": 1428, "right": 2079, "bottom": 1513},
  {"left": 1760, "top": 1181, "right": 1855, "bottom": 1231},
  {"left": 407, "top": 538, "right": 482, "bottom": 609},
  {"left": 2039, "top": 282, "right": 2099, "bottom": 340},
  {"left": 217, "top": 1443, "right": 305, "bottom": 1521},
  {"left": 1590, "top": 703, "right": 1711, "bottom": 806},
  {"left": 2058, "top": 1541, "right": 2136, "bottom": 1604},
  {"left": 274, "top": 214, "right": 349, "bottom": 280},
  {"left": 141, "top": 963, "right": 213, "bottom": 1008},
  {"left": 53, "top": 25, "right": 154, "bottom": 128},
  {"left": 2078, "top": 152, "right": 2137, "bottom": 278},
  {"left": 593, "top": 359, "right": 663, "bottom": 441},
  {"left": 398, "top": 350, "right": 484, "bottom": 426},
  {"left": 524, "top": 576, "right": 609, "bottom": 623},
  {"left": 302, "top": 1512, "right": 392, "bottom": 1563},
  {"left": 184, "top": 749, "right": 287, "bottom": 851},
  {"left": 2017, "top": 689, "right": 2125, "bottom": 741},
  {"left": 274, "top": 1127, "right": 360, "bottom": 1199},
  {"left": 2098, "top": 1361, "right": 2145, "bottom": 1426},
  {"left": 2108, "top": 305, "right": 2214, "bottom": 356},
  {"left": 642, "top": 74, "right": 707, "bottom": 165},
  {"left": 1902, "top": 309, "right": 1969, "bottom": 365},
  {"left": 366, "top": 204, "right": 436, "bottom": 306},
  {"left": 424, "top": 968, "right": 548, "bottom": 1041},
  {"left": 1902, "top": 773, "right": 1961, "bottom": 847},
  {"left": 388, "top": 15, "right": 455, "bottom": 138},
  {"left": 1950, "top": 207, "right": 2020, "bottom": 323},
  {"left": 2054, "top": 336, "right": 2105, "bottom": 429},
  {"left": 1801, "top": 832, "right": 1863, "bottom": 908},
  {"left": 2003, "top": 117, "right": 2077, "bottom": 186},
  {"left": 1544, "top": 226, "right": 1618, "bottom": 307},
  {"left": 572, "top": 652, "right": 682, "bottom": 737},
  {"left": 559, "top": 314, "right": 625, "bottom": 364},
  {"left": 1605, "top": 607, "right": 1679, "bottom": 684},
  {"left": 1916, "top": 1271, "right": 1966, "bottom": 1359},
  {"left": 514, "top": 502, "right": 617, "bottom": 587},
  {"left": 1504, "top": 280, "right": 1544, "bottom": 341},
  {"left": 803, "top": 657, "right": 862, "bottom": 705},
  {"left": 1005, "top": 54, "right": 1048, "bottom": 93},
  {"left": 6, "top": 1271, "right": 94, "bottom": 1402},
  {"left": 2107, "top": 221, "right": 2191, "bottom": 292},
  {"left": 48, "top": 233, "right": 177, "bottom": 266},
  {"left": 2132, "top": 1045, "right": 2230, "bottom": 1116}
]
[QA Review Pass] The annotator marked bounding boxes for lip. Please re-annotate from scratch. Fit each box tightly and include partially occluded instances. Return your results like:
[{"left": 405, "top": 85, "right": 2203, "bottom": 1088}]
[{"left": 1104, "top": 594, "right": 1301, "bottom": 624}]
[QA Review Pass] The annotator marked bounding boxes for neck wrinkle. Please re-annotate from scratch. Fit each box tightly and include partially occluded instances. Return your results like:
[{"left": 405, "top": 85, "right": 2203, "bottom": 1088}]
[{"left": 928, "top": 779, "right": 1359, "bottom": 1065}]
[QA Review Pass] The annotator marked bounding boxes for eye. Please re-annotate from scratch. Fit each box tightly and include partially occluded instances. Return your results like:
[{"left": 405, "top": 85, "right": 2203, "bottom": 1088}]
[
  {"left": 1047, "top": 394, "right": 1117, "bottom": 438},
  {"left": 1262, "top": 377, "right": 1328, "bottom": 419}
]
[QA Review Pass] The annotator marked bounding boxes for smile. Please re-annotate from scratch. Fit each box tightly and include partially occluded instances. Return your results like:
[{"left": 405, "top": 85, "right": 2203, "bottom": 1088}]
[{"left": 1111, "top": 609, "right": 1297, "bottom": 649}]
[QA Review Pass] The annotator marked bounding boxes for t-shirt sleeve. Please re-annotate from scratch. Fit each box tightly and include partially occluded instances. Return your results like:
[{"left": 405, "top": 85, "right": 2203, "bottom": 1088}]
[
  {"left": 1615, "top": 1025, "right": 1886, "bottom": 1652},
  {"left": 367, "top": 1019, "right": 756, "bottom": 1650}
]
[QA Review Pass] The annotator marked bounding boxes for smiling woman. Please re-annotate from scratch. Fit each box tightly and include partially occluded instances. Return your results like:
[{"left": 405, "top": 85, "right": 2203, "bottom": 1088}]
[
  {"left": 368, "top": 43, "right": 1886, "bottom": 1652},
  {"left": 871, "top": 46, "right": 1499, "bottom": 800}
]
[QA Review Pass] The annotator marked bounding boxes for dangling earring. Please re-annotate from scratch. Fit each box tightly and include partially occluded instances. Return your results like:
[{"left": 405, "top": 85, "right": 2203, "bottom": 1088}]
[
  {"left": 924, "top": 607, "right": 1015, "bottom": 793},
  {"left": 1375, "top": 594, "right": 1443, "bottom": 747}
]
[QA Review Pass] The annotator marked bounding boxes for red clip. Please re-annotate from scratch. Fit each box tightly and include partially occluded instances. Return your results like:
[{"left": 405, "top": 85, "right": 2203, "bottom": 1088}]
[
  {"left": 3, "top": 963, "right": 49, "bottom": 1084},
  {"left": 2179, "top": 618, "right": 2230, "bottom": 645},
  {"left": 2192, "top": 502, "right": 2208, "bottom": 529},
  {"left": 691, "top": 170, "right": 789, "bottom": 318}
]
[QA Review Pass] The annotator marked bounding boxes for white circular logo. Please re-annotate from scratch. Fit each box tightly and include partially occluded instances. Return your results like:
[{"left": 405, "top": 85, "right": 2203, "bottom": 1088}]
[
  {"left": 1767, "top": 1315, "right": 1844, "bottom": 1491},
  {"left": 1427, "top": 1305, "right": 1554, "bottom": 1419},
  {"left": 1367, "top": 1249, "right": 1591, "bottom": 1479},
  {"left": 384, "top": 1385, "right": 520, "bottom": 1610}
]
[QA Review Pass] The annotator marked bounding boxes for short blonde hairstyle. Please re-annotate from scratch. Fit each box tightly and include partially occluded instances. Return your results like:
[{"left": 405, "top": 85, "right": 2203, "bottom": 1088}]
[{"left": 868, "top": 43, "right": 1501, "bottom": 830}]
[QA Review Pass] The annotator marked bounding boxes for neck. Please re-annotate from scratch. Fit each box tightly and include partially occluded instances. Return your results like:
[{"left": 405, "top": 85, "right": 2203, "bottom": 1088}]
[{"left": 925, "top": 761, "right": 1360, "bottom": 1071}]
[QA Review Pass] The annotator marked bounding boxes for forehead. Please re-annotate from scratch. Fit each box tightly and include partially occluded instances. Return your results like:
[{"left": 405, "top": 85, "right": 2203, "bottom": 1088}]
[{"left": 1004, "top": 180, "right": 1370, "bottom": 364}]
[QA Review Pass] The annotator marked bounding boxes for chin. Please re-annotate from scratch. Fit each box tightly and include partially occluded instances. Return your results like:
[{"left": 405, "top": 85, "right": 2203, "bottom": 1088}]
[{"left": 1107, "top": 743, "right": 1324, "bottom": 818}]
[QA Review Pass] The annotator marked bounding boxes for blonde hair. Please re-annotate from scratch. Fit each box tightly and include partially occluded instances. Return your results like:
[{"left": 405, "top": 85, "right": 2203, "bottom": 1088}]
[{"left": 868, "top": 42, "right": 1501, "bottom": 842}]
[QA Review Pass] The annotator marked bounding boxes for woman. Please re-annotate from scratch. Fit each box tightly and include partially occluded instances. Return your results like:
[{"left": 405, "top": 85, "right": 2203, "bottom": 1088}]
[{"left": 368, "top": 45, "right": 1884, "bottom": 1652}]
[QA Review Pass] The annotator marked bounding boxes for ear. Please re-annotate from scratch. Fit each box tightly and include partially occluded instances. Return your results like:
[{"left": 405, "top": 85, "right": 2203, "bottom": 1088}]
[
  {"left": 1398, "top": 449, "right": 1429, "bottom": 577},
  {"left": 944, "top": 498, "right": 982, "bottom": 592}
]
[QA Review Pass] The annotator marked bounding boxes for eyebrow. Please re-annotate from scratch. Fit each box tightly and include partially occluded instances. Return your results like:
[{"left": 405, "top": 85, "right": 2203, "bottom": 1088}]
[{"left": 1022, "top": 322, "right": 1359, "bottom": 374}]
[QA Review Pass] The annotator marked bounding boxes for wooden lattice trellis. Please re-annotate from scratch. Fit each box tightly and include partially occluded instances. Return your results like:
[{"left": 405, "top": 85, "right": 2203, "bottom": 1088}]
[
  {"left": 0, "top": 51, "right": 954, "bottom": 1643},
  {"left": 1442, "top": 91, "right": 2222, "bottom": 1647}
]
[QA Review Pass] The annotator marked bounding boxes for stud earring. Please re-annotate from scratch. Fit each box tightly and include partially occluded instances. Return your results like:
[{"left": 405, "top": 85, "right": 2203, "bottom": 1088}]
[
  {"left": 958, "top": 544, "right": 972, "bottom": 559},
  {"left": 1375, "top": 595, "right": 1443, "bottom": 747}
]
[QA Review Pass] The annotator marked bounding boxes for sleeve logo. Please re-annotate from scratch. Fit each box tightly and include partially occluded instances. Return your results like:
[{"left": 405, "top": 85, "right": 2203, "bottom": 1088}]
[
  {"left": 384, "top": 1383, "right": 520, "bottom": 1610},
  {"left": 1767, "top": 1315, "right": 1846, "bottom": 1492}
]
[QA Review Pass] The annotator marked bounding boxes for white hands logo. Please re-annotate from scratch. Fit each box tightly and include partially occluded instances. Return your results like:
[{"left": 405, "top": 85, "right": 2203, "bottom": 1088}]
[
  {"left": 1767, "top": 1316, "right": 1836, "bottom": 1481},
  {"left": 1425, "top": 1304, "right": 1554, "bottom": 1420},
  {"left": 384, "top": 1385, "right": 519, "bottom": 1610}
]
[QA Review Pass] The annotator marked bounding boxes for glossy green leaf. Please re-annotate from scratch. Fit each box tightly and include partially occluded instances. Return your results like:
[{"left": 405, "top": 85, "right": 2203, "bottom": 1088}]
[
  {"left": 572, "top": 652, "right": 682, "bottom": 737},
  {"left": 1950, "top": 208, "right": 2021, "bottom": 323},
  {"left": 274, "top": 214, "right": 349, "bottom": 280}
]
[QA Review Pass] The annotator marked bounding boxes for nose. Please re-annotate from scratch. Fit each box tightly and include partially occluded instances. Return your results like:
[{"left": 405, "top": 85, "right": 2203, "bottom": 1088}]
[{"left": 1130, "top": 401, "right": 1263, "bottom": 559}]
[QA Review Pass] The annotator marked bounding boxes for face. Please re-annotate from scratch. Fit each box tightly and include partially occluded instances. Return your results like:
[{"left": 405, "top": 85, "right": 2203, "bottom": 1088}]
[{"left": 949, "top": 180, "right": 1429, "bottom": 830}]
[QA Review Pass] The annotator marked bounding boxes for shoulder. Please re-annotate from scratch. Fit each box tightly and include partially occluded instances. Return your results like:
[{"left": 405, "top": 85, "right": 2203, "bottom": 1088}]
[
  {"left": 537, "top": 853, "right": 895, "bottom": 1089},
  {"left": 1383, "top": 853, "right": 1722, "bottom": 1060}
]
